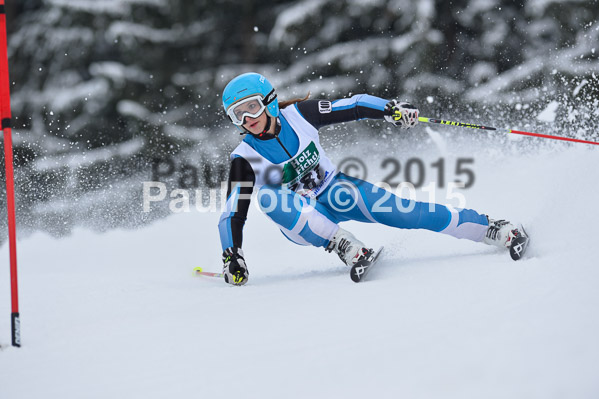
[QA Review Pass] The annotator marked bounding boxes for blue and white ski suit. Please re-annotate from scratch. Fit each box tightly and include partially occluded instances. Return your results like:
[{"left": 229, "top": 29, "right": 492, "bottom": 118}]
[{"left": 218, "top": 95, "right": 489, "bottom": 251}]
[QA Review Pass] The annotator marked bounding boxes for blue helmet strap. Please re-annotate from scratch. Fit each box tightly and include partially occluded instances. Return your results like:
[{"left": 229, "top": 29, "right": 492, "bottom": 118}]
[
  {"left": 263, "top": 114, "right": 272, "bottom": 132},
  {"left": 256, "top": 88, "right": 276, "bottom": 134}
]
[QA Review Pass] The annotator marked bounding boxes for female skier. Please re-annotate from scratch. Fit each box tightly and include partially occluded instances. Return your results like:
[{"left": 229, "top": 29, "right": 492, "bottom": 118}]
[{"left": 218, "top": 72, "right": 528, "bottom": 285}]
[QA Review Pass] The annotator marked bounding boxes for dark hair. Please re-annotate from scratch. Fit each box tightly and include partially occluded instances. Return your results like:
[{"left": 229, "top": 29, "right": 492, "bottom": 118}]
[{"left": 279, "top": 93, "right": 310, "bottom": 109}]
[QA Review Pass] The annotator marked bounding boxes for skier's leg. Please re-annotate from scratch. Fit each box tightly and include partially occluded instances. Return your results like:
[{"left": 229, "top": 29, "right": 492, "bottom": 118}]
[
  {"left": 319, "top": 173, "right": 489, "bottom": 242},
  {"left": 257, "top": 185, "right": 339, "bottom": 247},
  {"left": 258, "top": 184, "right": 381, "bottom": 266}
]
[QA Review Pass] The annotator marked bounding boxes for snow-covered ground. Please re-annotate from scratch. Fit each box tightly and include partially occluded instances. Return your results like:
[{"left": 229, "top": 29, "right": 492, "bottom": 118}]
[{"left": 1, "top": 135, "right": 599, "bottom": 398}]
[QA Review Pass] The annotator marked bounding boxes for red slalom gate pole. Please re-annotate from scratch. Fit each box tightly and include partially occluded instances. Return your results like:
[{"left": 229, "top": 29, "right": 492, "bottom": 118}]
[{"left": 0, "top": 0, "right": 20, "bottom": 347}]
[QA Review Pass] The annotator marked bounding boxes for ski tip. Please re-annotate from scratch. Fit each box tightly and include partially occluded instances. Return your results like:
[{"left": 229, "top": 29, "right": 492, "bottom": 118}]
[
  {"left": 350, "top": 246, "right": 384, "bottom": 283},
  {"left": 510, "top": 236, "right": 529, "bottom": 261},
  {"left": 193, "top": 267, "right": 203, "bottom": 273}
]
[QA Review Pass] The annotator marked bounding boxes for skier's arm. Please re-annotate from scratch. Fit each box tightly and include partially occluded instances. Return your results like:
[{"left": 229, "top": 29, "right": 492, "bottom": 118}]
[
  {"left": 296, "top": 94, "right": 387, "bottom": 129},
  {"left": 218, "top": 156, "right": 255, "bottom": 251},
  {"left": 296, "top": 94, "right": 419, "bottom": 129}
]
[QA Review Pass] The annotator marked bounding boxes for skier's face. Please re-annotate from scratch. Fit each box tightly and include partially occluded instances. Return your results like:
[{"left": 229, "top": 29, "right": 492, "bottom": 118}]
[{"left": 242, "top": 110, "right": 268, "bottom": 134}]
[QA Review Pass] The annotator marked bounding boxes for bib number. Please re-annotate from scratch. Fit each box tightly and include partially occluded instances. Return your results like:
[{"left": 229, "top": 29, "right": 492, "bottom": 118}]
[{"left": 282, "top": 141, "right": 324, "bottom": 195}]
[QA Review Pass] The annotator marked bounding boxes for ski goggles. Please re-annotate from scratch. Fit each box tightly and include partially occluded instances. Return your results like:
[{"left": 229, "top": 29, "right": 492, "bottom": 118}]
[{"left": 226, "top": 95, "right": 267, "bottom": 126}]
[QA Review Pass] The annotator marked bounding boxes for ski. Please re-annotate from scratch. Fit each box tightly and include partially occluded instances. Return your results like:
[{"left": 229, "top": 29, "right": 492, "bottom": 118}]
[
  {"left": 193, "top": 267, "right": 224, "bottom": 278},
  {"left": 509, "top": 228, "right": 530, "bottom": 261},
  {"left": 350, "top": 246, "right": 384, "bottom": 283}
]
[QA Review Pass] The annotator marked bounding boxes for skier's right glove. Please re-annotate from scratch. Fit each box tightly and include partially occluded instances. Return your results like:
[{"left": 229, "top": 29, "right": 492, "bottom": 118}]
[
  {"left": 222, "top": 247, "right": 249, "bottom": 286},
  {"left": 384, "top": 100, "right": 419, "bottom": 129}
]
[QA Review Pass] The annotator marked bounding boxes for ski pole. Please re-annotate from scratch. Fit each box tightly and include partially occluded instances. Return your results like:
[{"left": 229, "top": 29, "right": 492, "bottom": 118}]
[
  {"left": 193, "top": 267, "right": 224, "bottom": 278},
  {"left": 419, "top": 116, "right": 599, "bottom": 146}
]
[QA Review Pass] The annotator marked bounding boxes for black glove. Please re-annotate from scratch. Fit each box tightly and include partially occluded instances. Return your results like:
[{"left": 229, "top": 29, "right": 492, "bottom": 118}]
[
  {"left": 384, "top": 100, "right": 419, "bottom": 129},
  {"left": 222, "top": 247, "right": 249, "bottom": 286}
]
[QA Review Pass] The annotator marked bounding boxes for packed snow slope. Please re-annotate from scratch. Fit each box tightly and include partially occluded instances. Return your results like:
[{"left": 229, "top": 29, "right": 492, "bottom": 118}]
[{"left": 1, "top": 133, "right": 599, "bottom": 399}]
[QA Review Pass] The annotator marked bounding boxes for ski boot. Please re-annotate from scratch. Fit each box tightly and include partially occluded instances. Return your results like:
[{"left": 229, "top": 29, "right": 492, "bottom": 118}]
[
  {"left": 325, "top": 227, "right": 384, "bottom": 282},
  {"left": 325, "top": 227, "right": 373, "bottom": 267}
]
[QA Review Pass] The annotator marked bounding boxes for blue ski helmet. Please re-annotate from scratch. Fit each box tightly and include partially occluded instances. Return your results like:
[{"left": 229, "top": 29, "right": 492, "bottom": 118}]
[{"left": 222, "top": 73, "right": 279, "bottom": 129}]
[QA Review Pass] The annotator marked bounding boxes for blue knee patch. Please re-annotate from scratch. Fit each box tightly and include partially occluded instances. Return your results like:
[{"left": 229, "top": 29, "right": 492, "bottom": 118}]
[
  {"left": 457, "top": 208, "right": 489, "bottom": 227},
  {"left": 299, "top": 221, "right": 329, "bottom": 247}
]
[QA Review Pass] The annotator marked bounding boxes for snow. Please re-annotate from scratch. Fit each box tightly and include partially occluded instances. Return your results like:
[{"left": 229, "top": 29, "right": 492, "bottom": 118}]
[
  {"left": 106, "top": 20, "right": 214, "bottom": 45},
  {"left": 465, "top": 60, "right": 545, "bottom": 103},
  {"left": 573, "top": 79, "right": 589, "bottom": 97},
  {"left": 34, "top": 138, "right": 145, "bottom": 170},
  {"left": 117, "top": 100, "right": 152, "bottom": 120},
  {"left": 466, "top": 22, "right": 599, "bottom": 105},
  {"left": 45, "top": 0, "right": 130, "bottom": 16},
  {"left": 482, "top": 21, "right": 508, "bottom": 47},
  {"left": 46, "top": 0, "right": 167, "bottom": 16},
  {"left": 116, "top": 99, "right": 195, "bottom": 127},
  {"left": 163, "top": 125, "right": 209, "bottom": 141},
  {"left": 526, "top": 0, "right": 590, "bottom": 17},
  {"left": 415, "top": 0, "right": 435, "bottom": 25},
  {"left": 405, "top": 73, "right": 465, "bottom": 94},
  {"left": 269, "top": 0, "right": 329, "bottom": 48},
  {"left": 468, "top": 62, "right": 497, "bottom": 85},
  {"left": 7, "top": 24, "right": 95, "bottom": 60},
  {"left": 536, "top": 101, "right": 559, "bottom": 123},
  {"left": 53, "top": 81, "right": 111, "bottom": 116},
  {"left": 457, "top": 0, "right": 496, "bottom": 21},
  {"left": 2, "top": 139, "right": 599, "bottom": 398},
  {"left": 90, "top": 62, "right": 152, "bottom": 86}
]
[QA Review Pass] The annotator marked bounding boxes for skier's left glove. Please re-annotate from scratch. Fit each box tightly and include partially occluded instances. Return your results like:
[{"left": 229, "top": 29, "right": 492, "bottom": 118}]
[
  {"left": 222, "top": 247, "right": 249, "bottom": 286},
  {"left": 384, "top": 100, "right": 419, "bottom": 129}
]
